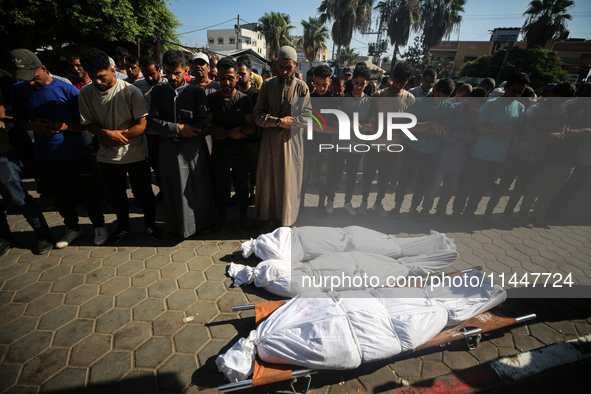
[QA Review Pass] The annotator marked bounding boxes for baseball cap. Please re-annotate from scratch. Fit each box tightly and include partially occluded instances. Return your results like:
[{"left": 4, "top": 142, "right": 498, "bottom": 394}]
[
  {"left": 192, "top": 52, "right": 209, "bottom": 64},
  {"left": 343, "top": 67, "right": 353, "bottom": 75},
  {"left": 9, "top": 49, "right": 42, "bottom": 81}
]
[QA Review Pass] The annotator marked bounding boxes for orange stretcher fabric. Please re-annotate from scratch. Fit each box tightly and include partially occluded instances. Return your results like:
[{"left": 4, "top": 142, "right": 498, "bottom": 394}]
[
  {"left": 252, "top": 356, "right": 293, "bottom": 387},
  {"left": 255, "top": 300, "right": 286, "bottom": 326}
]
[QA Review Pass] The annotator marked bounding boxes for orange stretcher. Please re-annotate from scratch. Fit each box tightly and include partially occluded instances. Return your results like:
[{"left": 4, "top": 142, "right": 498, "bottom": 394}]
[{"left": 218, "top": 268, "right": 536, "bottom": 393}]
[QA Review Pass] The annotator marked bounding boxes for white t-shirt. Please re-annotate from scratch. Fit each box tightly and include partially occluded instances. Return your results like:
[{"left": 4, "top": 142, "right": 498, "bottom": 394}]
[{"left": 79, "top": 78, "right": 148, "bottom": 164}]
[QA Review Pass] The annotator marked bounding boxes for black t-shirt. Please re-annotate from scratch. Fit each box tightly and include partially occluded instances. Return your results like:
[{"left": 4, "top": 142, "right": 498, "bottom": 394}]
[
  {"left": 241, "top": 86, "right": 260, "bottom": 143},
  {"left": 207, "top": 90, "right": 253, "bottom": 156}
]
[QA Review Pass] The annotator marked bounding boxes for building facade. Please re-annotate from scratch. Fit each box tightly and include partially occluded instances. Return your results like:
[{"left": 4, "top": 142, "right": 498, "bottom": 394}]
[{"left": 207, "top": 23, "right": 266, "bottom": 56}]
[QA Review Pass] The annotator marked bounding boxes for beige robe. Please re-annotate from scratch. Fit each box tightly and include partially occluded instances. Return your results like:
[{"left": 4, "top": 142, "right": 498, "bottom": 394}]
[{"left": 254, "top": 76, "right": 310, "bottom": 226}]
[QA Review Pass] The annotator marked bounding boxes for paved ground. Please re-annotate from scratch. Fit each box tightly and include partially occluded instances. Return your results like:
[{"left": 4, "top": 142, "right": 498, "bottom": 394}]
[{"left": 1, "top": 178, "right": 590, "bottom": 393}]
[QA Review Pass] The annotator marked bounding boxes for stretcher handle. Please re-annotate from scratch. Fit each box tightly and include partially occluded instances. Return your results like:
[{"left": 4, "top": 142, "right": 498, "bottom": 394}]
[
  {"left": 218, "top": 369, "right": 317, "bottom": 392},
  {"left": 232, "top": 304, "right": 255, "bottom": 312},
  {"left": 515, "top": 313, "right": 537, "bottom": 323}
]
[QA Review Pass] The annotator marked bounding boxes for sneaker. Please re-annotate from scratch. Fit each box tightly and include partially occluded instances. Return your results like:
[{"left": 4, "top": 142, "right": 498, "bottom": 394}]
[
  {"left": 55, "top": 228, "right": 82, "bottom": 249},
  {"left": 146, "top": 226, "right": 164, "bottom": 240},
  {"left": 532, "top": 216, "right": 551, "bottom": 229},
  {"left": 0, "top": 237, "right": 16, "bottom": 257},
  {"left": 325, "top": 201, "right": 334, "bottom": 215},
  {"left": 34, "top": 235, "right": 53, "bottom": 255},
  {"left": 371, "top": 202, "right": 389, "bottom": 217},
  {"left": 107, "top": 227, "right": 132, "bottom": 245},
  {"left": 94, "top": 227, "right": 108, "bottom": 246},
  {"left": 343, "top": 203, "right": 357, "bottom": 216},
  {"left": 357, "top": 201, "right": 368, "bottom": 216}
]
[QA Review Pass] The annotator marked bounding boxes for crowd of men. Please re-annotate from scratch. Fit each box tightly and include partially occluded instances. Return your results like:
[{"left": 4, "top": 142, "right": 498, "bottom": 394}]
[{"left": 0, "top": 44, "right": 590, "bottom": 257}]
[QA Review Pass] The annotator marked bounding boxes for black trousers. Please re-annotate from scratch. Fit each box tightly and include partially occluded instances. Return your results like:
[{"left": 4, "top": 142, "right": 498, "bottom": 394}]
[
  {"left": 453, "top": 156, "right": 503, "bottom": 215},
  {"left": 394, "top": 148, "right": 437, "bottom": 209},
  {"left": 37, "top": 157, "right": 104, "bottom": 230},
  {"left": 99, "top": 160, "right": 155, "bottom": 230}
]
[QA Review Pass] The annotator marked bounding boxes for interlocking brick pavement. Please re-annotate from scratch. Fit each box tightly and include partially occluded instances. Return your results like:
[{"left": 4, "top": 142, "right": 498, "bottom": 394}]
[{"left": 0, "top": 179, "right": 590, "bottom": 393}]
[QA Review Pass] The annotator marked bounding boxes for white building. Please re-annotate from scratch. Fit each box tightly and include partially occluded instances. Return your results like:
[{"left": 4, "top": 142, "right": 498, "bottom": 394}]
[{"left": 207, "top": 23, "right": 266, "bottom": 57}]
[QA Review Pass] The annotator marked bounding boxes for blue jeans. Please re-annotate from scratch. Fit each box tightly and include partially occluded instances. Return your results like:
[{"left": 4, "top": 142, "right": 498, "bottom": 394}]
[
  {"left": 422, "top": 168, "right": 461, "bottom": 213},
  {"left": 213, "top": 154, "right": 250, "bottom": 216},
  {"left": 0, "top": 150, "right": 50, "bottom": 237}
]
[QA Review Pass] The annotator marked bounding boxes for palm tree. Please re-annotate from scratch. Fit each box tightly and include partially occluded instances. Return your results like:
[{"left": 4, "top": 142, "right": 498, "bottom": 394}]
[
  {"left": 522, "top": 0, "right": 574, "bottom": 49},
  {"left": 376, "top": 0, "right": 464, "bottom": 62},
  {"left": 420, "top": 0, "right": 465, "bottom": 48},
  {"left": 340, "top": 47, "right": 359, "bottom": 65},
  {"left": 318, "top": 0, "right": 375, "bottom": 64},
  {"left": 375, "top": 0, "right": 421, "bottom": 62},
  {"left": 298, "top": 17, "right": 330, "bottom": 63},
  {"left": 255, "top": 12, "right": 296, "bottom": 60}
]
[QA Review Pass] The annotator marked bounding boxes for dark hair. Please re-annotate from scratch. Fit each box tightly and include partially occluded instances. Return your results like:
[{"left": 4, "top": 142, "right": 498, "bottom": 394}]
[
  {"left": 423, "top": 69, "right": 437, "bottom": 79},
  {"left": 162, "top": 50, "right": 184, "bottom": 68},
  {"left": 331, "top": 76, "right": 344, "bottom": 85},
  {"left": 261, "top": 69, "right": 272, "bottom": 78},
  {"left": 521, "top": 86, "right": 536, "bottom": 97},
  {"left": 306, "top": 67, "right": 315, "bottom": 77},
  {"left": 506, "top": 72, "right": 530, "bottom": 87},
  {"left": 125, "top": 55, "right": 139, "bottom": 65},
  {"left": 236, "top": 55, "right": 252, "bottom": 71},
  {"left": 69, "top": 55, "right": 81, "bottom": 62},
  {"left": 435, "top": 78, "right": 455, "bottom": 96},
  {"left": 355, "top": 62, "right": 367, "bottom": 68},
  {"left": 458, "top": 83, "right": 472, "bottom": 95},
  {"left": 252, "top": 69, "right": 258, "bottom": 74},
  {"left": 314, "top": 65, "right": 332, "bottom": 79},
  {"left": 352, "top": 65, "right": 371, "bottom": 80},
  {"left": 470, "top": 87, "right": 488, "bottom": 97},
  {"left": 115, "top": 46, "right": 129, "bottom": 57},
  {"left": 552, "top": 81, "right": 576, "bottom": 98},
  {"left": 480, "top": 77, "right": 495, "bottom": 89},
  {"left": 381, "top": 76, "right": 390, "bottom": 85},
  {"left": 217, "top": 57, "right": 238, "bottom": 72},
  {"left": 80, "top": 48, "right": 111, "bottom": 74},
  {"left": 390, "top": 62, "right": 413, "bottom": 83},
  {"left": 139, "top": 56, "right": 160, "bottom": 70}
]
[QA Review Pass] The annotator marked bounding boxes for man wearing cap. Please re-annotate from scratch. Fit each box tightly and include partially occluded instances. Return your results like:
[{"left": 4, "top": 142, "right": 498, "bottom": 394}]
[
  {"left": 9, "top": 48, "right": 107, "bottom": 249},
  {"left": 190, "top": 53, "right": 221, "bottom": 96},
  {"left": 254, "top": 46, "right": 309, "bottom": 232}
]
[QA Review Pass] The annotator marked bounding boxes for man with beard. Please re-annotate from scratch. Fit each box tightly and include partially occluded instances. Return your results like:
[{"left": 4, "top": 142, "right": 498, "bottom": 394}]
[
  {"left": 124, "top": 55, "right": 142, "bottom": 84},
  {"left": 208, "top": 57, "right": 255, "bottom": 230},
  {"left": 149, "top": 50, "right": 216, "bottom": 238},
  {"left": 254, "top": 46, "right": 309, "bottom": 232},
  {"left": 68, "top": 56, "right": 92, "bottom": 90},
  {"left": 134, "top": 56, "right": 166, "bottom": 192},
  {"left": 236, "top": 55, "right": 259, "bottom": 204},
  {"left": 190, "top": 52, "right": 220, "bottom": 96},
  {"left": 79, "top": 48, "right": 162, "bottom": 244}
]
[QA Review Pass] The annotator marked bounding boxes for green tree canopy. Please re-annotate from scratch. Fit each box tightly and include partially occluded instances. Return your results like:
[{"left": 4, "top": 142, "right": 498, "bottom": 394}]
[
  {"left": 340, "top": 46, "right": 359, "bottom": 65},
  {"left": 0, "top": 0, "right": 179, "bottom": 54},
  {"left": 522, "top": 0, "right": 574, "bottom": 49},
  {"left": 299, "top": 17, "right": 330, "bottom": 63},
  {"left": 458, "top": 47, "right": 569, "bottom": 90},
  {"left": 255, "top": 12, "right": 295, "bottom": 60}
]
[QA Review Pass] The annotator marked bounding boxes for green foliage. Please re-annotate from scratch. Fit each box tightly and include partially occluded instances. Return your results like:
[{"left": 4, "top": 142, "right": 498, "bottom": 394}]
[
  {"left": 522, "top": 0, "right": 574, "bottom": 49},
  {"left": 0, "top": 0, "right": 179, "bottom": 53},
  {"left": 400, "top": 35, "right": 453, "bottom": 77},
  {"left": 458, "top": 47, "right": 569, "bottom": 89},
  {"left": 299, "top": 17, "right": 330, "bottom": 63},
  {"left": 340, "top": 47, "right": 359, "bottom": 65},
  {"left": 255, "top": 12, "right": 295, "bottom": 60}
]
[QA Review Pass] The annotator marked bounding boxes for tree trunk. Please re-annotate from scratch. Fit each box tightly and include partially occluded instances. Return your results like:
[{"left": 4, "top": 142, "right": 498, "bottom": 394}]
[
  {"left": 392, "top": 43, "right": 398, "bottom": 63},
  {"left": 336, "top": 44, "right": 342, "bottom": 66}
]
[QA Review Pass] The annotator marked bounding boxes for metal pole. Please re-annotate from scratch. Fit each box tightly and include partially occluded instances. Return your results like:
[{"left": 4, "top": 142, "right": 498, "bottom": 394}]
[
  {"left": 219, "top": 370, "right": 317, "bottom": 393},
  {"left": 236, "top": 14, "right": 240, "bottom": 50}
]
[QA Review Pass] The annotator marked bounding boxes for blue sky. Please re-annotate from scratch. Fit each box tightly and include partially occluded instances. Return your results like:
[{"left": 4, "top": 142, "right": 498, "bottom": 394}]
[{"left": 166, "top": 0, "right": 591, "bottom": 56}]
